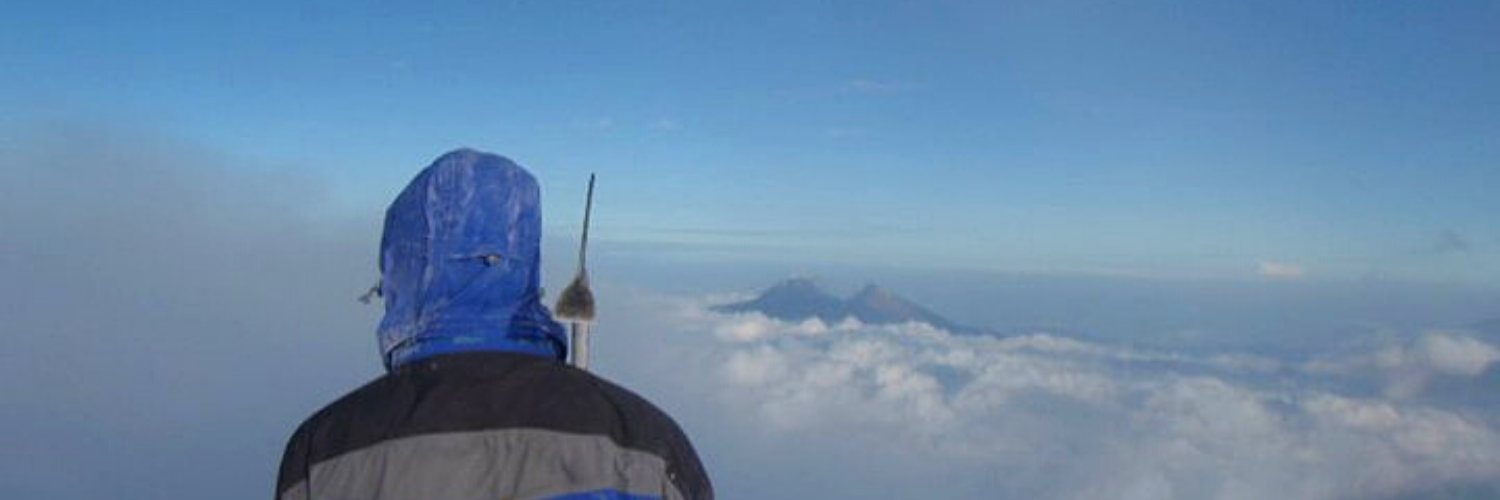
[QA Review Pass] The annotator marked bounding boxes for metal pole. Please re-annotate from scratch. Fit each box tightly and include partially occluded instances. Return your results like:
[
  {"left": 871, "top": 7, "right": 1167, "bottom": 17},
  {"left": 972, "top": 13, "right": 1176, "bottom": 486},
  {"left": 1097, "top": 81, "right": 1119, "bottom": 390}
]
[
  {"left": 577, "top": 174, "right": 594, "bottom": 276},
  {"left": 555, "top": 173, "right": 597, "bottom": 371},
  {"left": 570, "top": 323, "right": 591, "bottom": 371}
]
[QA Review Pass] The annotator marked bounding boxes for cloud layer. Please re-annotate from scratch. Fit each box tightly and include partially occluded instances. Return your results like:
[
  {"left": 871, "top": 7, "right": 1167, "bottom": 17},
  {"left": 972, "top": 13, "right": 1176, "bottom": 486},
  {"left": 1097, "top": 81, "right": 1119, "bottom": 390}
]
[
  {"left": 618, "top": 296, "right": 1500, "bottom": 500},
  {"left": 0, "top": 122, "right": 384, "bottom": 500}
]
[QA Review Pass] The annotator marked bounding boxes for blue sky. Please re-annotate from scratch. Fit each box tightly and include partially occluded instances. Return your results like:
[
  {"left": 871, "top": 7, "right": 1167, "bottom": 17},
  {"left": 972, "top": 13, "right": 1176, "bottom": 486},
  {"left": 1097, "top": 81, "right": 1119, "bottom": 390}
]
[{"left": 3, "top": 0, "right": 1498, "bottom": 284}]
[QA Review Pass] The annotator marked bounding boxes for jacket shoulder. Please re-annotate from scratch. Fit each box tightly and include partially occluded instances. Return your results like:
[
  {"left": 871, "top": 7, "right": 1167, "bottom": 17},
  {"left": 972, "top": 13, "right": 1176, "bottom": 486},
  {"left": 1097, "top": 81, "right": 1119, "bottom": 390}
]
[
  {"left": 276, "top": 372, "right": 391, "bottom": 498},
  {"left": 276, "top": 352, "right": 711, "bottom": 500}
]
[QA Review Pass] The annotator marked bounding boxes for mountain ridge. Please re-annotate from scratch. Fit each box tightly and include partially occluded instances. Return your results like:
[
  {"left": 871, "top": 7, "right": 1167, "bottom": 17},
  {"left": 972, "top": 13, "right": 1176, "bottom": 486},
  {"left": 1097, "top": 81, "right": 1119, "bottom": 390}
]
[{"left": 712, "top": 277, "right": 982, "bottom": 334}]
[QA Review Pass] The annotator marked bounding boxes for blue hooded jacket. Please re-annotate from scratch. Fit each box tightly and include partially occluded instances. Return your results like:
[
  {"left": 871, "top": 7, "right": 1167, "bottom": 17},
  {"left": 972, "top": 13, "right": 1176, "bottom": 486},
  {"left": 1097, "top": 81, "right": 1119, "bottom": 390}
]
[
  {"left": 279, "top": 150, "right": 712, "bottom": 500},
  {"left": 376, "top": 149, "right": 567, "bottom": 369}
]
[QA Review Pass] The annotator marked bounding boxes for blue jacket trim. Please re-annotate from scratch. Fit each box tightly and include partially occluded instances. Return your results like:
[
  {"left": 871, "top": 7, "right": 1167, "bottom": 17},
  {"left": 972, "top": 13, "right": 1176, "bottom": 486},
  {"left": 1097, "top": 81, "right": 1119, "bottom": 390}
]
[{"left": 537, "top": 489, "right": 663, "bottom": 500}]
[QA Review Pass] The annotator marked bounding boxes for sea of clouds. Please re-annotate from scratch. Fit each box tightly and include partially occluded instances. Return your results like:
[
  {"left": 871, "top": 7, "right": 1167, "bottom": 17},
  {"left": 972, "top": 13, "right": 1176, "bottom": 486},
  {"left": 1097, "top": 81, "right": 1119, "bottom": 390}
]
[
  {"left": 601, "top": 290, "right": 1500, "bottom": 500},
  {"left": 6, "top": 123, "right": 1497, "bottom": 500}
]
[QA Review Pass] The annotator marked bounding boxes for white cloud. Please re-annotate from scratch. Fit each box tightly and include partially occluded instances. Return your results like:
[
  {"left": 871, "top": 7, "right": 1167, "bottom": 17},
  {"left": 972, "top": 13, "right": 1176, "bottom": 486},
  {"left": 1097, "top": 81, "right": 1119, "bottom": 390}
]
[
  {"left": 619, "top": 294, "right": 1500, "bottom": 500},
  {"left": 1416, "top": 332, "right": 1500, "bottom": 377},
  {"left": 1258, "top": 261, "right": 1305, "bottom": 279},
  {"left": 1305, "top": 331, "right": 1500, "bottom": 399}
]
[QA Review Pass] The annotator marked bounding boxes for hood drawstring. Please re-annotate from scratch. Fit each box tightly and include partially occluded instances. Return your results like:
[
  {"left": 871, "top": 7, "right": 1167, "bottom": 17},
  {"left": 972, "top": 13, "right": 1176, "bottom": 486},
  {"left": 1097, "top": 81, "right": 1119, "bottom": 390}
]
[{"left": 358, "top": 280, "right": 382, "bottom": 304}]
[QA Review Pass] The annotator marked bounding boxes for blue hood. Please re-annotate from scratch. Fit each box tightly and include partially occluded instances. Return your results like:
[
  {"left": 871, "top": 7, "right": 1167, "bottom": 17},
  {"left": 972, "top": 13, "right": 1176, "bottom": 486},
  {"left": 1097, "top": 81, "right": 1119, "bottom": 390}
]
[{"left": 377, "top": 149, "right": 566, "bottom": 369}]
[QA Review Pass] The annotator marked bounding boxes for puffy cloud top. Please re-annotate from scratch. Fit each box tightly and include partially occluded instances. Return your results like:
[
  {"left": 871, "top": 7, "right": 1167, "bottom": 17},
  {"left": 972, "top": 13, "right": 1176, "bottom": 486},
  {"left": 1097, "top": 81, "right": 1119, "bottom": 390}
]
[{"left": 659, "top": 300, "right": 1500, "bottom": 500}]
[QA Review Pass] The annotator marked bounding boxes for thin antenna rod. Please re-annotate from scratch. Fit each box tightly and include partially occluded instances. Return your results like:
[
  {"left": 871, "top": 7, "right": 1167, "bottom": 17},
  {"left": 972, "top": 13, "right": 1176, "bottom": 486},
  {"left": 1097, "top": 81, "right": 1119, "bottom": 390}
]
[
  {"left": 576, "top": 173, "right": 595, "bottom": 274},
  {"left": 554, "top": 173, "right": 598, "bottom": 371}
]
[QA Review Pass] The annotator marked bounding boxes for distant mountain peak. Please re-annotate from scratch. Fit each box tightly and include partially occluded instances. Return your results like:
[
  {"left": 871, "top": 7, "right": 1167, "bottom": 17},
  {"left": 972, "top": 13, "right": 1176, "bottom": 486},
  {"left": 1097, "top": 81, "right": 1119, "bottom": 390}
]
[
  {"left": 854, "top": 283, "right": 893, "bottom": 298},
  {"left": 715, "top": 276, "right": 846, "bottom": 323},
  {"left": 713, "top": 279, "right": 982, "bottom": 334},
  {"left": 846, "top": 283, "right": 967, "bottom": 332},
  {"left": 771, "top": 275, "right": 824, "bottom": 292}
]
